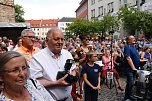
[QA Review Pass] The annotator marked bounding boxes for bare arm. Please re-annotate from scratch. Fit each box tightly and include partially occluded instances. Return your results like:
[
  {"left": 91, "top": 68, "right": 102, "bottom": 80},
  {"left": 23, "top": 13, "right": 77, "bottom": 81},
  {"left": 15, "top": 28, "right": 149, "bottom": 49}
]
[
  {"left": 97, "top": 72, "right": 101, "bottom": 90},
  {"left": 113, "top": 54, "right": 119, "bottom": 65},
  {"left": 37, "top": 74, "right": 70, "bottom": 88},
  {"left": 140, "top": 52, "right": 145, "bottom": 59},
  {"left": 126, "top": 56, "right": 137, "bottom": 70}
]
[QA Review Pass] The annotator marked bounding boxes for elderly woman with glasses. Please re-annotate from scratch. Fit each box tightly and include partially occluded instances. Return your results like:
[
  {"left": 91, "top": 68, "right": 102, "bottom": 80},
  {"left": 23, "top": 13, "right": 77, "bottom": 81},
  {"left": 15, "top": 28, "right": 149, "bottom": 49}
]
[{"left": 0, "top": 51, "right": 54, "bottom": 101}]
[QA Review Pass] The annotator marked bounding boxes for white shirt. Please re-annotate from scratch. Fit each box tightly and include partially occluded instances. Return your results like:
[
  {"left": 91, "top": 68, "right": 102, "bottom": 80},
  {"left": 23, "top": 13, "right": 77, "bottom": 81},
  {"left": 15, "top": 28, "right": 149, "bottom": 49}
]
[
  {"left": 29, "top": 47, "right": 75, "bottom": 100},
  {"left": 0, "top": 79, "right": 54, "bottom": 101}
]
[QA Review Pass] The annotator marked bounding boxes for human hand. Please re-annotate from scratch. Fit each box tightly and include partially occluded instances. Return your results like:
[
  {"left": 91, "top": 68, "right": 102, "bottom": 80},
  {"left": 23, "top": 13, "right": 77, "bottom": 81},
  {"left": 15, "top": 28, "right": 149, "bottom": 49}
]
[
  {"left": 97, "top": 85, "right": 101, "bottom": 90},
  {"left": 92, "top": 86, "right": 98, "bottom": 90},
  {"left": 57, "top": 74, "right": 70, "bottom": 86},
  {"left": 76, "top": 97, "right": 83, "bottom": 101},
  {"left": 132, "top": 69, "right": 137, "bottom": 74}
]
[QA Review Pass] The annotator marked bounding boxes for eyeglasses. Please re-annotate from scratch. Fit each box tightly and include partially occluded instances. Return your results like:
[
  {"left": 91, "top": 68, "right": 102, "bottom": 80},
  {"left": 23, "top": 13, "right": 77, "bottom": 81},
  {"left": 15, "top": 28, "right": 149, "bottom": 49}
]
[
  {"left": 23, "top": 36, "right": 35, "bottom": 39},
  {"left": 47, "top": 37, "right": 65, "bottom": 41},
  {"left": 84, "top": 39, "right": 90, "bottom": 41},
  {"left": 4, "top": 66, "right": 29, "bottom": 74}
]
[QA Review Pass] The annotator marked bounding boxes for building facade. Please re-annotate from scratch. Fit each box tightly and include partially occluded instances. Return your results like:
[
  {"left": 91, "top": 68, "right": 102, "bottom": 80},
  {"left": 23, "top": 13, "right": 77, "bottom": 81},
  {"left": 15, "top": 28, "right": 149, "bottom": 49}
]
[
  {"left": 26, "top": 19, "right": 59, "bottom": 40},
  {"left": 58, "top": 17, "right": 75, "bottom": 34},
  {"left": 0, "top": 0, "right": 15, "bottom": 22},
  {"left": 75, "top": 0, "right": 88, "bottom": 19},
  {"left": 88, "top": 0, "right": 137, "bottom": 20}
]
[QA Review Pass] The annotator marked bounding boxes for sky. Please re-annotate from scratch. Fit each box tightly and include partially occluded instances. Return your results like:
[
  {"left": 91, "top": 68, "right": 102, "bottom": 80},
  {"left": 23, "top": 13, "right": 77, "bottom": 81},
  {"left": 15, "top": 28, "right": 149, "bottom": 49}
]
[{"left": 14, "top": 0, "right": 81, "bottom": 20}]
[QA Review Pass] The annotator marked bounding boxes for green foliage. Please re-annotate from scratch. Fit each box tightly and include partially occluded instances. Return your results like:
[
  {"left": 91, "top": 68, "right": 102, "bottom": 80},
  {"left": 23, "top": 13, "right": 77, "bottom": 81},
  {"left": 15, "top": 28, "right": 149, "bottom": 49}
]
[
  {"left": 118, "top": 7, "right": 152, "bottom": 38},
  {"left": 15, "top": 4, "right": 25, "bottom": 22},
  {"left": 66, "top": 16, "right": 119, "bottom": 38},
  {"left": 99, "top": 15, "right": 120, "bottom": 34},
  {"left": 66, "top": 19, "right": 90, "bottom": 36}
]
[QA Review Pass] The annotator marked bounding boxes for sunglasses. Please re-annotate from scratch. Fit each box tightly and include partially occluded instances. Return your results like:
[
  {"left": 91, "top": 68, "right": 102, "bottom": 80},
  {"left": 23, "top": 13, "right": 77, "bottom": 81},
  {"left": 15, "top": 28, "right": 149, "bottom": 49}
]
[{"left": 24, "top": 36, "right": 35, "bottom": 39}]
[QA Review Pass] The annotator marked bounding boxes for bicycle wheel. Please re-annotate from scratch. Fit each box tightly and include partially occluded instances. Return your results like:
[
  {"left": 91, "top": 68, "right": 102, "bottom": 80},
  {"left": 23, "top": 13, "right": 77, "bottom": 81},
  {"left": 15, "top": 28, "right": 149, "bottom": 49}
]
[{"left": 130, "top": 81, "right": 143, "bottom": 100}]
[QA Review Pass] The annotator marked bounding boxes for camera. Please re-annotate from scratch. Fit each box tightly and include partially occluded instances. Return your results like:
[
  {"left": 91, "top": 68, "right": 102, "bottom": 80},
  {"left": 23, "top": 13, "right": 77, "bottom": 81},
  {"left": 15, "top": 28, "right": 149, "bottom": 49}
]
[{"left": 56, "top": 59, "right": 78, "bottom": 84}]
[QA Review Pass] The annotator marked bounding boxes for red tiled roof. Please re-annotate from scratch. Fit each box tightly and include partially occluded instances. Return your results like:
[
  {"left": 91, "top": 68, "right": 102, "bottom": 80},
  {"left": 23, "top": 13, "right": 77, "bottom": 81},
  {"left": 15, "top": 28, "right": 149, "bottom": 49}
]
[{"left": 26, "top": 19, "right": 60, "bottom": 28}]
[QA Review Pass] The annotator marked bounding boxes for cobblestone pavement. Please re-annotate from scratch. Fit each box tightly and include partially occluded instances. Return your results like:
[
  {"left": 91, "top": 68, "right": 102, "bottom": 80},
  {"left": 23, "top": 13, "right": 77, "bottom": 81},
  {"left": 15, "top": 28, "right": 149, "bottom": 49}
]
[{"left": 98, "top": 76, "right": 126, "bottom": 101}]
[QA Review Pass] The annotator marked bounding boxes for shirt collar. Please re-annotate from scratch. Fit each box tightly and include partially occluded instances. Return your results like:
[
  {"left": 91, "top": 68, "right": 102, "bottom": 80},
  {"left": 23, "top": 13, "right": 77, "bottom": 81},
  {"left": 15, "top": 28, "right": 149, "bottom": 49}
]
[
  {"left": 21, "top": 45, "right": 35, "bottom": 52},
  {"left": 47, "top": 47, "right": 62, "bottom": 59}
]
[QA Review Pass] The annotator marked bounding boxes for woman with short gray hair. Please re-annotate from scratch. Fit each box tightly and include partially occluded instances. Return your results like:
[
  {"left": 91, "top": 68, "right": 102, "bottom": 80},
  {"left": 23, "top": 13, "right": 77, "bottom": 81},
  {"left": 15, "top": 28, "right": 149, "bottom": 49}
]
[{"left": 0, "top": 51, "right": 54, "bottom": 101}]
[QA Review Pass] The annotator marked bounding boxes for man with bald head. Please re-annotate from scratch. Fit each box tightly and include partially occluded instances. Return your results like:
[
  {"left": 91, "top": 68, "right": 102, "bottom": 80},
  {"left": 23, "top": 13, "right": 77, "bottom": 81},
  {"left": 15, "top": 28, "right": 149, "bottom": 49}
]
[
  {"left": 29, "top": 28, "right": 76, "bottom": 101},
  {"left": 124, "top": 35, "right": 140, "bottom": 101}
]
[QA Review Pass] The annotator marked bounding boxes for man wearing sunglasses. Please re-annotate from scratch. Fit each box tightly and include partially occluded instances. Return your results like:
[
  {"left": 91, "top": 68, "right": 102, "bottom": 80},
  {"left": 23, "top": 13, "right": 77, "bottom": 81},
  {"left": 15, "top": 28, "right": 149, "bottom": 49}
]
[{"left": 16, "top": 29, "right": 39, "bottom": 63}]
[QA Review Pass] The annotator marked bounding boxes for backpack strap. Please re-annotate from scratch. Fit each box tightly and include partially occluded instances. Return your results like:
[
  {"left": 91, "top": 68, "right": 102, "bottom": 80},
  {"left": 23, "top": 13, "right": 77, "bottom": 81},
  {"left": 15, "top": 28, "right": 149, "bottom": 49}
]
[{"left": 29, "top": 78, "right": 37, "bottom": 89}]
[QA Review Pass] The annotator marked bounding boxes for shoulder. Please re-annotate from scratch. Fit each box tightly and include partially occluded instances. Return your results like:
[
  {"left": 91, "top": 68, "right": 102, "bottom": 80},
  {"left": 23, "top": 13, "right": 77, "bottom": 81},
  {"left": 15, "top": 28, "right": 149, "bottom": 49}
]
[
  {"left": 16, "top": 46, "right": 24, "bottom": 52},
  {"left": 61, "top": 49, "right": 73, "bottom": 57},
  {"left": 33, "top": 47, "right": 48, "bottom": 57}
]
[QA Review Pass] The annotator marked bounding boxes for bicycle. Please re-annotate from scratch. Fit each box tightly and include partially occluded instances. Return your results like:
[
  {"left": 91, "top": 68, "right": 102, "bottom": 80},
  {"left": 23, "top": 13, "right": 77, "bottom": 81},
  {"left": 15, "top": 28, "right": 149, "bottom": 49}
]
[
  {"left": 130, "top": 66, "right": 152, "bottom": 101},
  {"left": 105, "top": 66, "right": 118, "bottom": 95}
]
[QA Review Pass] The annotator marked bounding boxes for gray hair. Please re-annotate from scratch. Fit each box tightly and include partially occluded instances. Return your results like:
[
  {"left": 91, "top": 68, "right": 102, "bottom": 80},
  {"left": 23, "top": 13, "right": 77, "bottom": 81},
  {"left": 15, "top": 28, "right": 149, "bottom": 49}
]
[
  {"left": 21, "top": 29, "right": 34, "bottom": 36},
  {"left": 0, "top": 51, "right": 27, "bottom": 75}
]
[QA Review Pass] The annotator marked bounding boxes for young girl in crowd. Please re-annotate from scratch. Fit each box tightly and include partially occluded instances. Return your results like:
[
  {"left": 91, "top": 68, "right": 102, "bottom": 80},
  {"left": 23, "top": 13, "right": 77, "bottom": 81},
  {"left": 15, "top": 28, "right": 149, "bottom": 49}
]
[{"left": 82, "top": 52, "right": 101, "bottom": 101}]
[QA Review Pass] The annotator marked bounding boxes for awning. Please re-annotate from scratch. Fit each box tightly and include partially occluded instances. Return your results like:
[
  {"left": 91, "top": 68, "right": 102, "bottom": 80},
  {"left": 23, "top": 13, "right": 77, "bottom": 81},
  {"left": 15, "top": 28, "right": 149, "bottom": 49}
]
[{"left": 0, "top": 22, "right": 30, "bottom": 28}]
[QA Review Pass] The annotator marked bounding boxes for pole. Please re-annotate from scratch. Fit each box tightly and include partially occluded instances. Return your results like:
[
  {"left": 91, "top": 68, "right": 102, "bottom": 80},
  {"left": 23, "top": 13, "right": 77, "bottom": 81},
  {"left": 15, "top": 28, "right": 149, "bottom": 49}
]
[{"left": 109, "top": 31, "right": 118, "bottom": 95}]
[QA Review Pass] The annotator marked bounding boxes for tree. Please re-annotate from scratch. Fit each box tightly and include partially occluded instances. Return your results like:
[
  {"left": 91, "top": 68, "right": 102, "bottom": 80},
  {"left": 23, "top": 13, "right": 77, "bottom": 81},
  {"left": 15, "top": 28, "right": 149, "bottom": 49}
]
[
  {"left": 99, "top": 15, "right": 120, "bottom": 34},
  {"left": 15, "top": 4, "right": 25, "bottom": 22},
  {"left": 65, "top": 19, "right": 91, "bottom": 36},
  {"left": 118, "top": 7, "right": 152, "bottom": 39}
]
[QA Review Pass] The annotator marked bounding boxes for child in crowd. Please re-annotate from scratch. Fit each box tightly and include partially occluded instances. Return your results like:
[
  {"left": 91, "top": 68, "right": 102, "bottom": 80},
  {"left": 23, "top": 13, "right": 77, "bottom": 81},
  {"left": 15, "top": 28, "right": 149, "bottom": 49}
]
[
  {"left": 82, "top": 52, "right": 101, "bottom": 101},
  {"left": 71, "top": 52, "right": 83, "bottom": 101}
]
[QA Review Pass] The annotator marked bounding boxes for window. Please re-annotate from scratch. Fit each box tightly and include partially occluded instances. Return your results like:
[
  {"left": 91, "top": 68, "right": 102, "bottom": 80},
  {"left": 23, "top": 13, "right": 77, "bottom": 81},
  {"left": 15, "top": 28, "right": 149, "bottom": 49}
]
[
  {"left": 60, "top": 23, "right": 64, "bottom": 26},
  {"left": 107, "top": 2, "right": 114, "bottom": 13},
  {"left": 91, "top": 9, "right": 95, "bottom": 19},
  {"left": 98, "top": 6, "right": 103, "bottom": 17},
  {"left": 91, "top": 0, "right": 95, "bottom": 5}
]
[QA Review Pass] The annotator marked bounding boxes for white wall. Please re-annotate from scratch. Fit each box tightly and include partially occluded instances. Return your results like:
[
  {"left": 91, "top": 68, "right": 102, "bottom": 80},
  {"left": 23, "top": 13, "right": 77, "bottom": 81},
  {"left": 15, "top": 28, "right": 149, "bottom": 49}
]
[{"left": 88, "top": 0, "right": 137, "bottom": 20}]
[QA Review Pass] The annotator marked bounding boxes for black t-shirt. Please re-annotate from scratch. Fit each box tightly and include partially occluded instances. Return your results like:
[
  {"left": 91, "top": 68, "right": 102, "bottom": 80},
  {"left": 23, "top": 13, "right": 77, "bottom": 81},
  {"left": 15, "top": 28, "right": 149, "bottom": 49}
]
[{"left": 82, "top": 63, "right": 101, "bottom": 87}]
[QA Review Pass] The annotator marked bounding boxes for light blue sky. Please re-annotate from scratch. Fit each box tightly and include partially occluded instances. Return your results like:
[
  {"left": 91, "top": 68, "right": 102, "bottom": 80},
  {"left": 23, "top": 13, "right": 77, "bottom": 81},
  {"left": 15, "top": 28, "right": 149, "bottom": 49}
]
[{"left": 14, "top": 0, "right": 81, "bottom": 20}]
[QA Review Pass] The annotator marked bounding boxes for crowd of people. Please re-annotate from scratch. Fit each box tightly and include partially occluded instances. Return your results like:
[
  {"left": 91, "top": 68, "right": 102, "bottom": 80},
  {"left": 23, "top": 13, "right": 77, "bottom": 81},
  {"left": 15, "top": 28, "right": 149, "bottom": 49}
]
[{"left": 0, "top": 28, "right": 151, "bottom": 101}]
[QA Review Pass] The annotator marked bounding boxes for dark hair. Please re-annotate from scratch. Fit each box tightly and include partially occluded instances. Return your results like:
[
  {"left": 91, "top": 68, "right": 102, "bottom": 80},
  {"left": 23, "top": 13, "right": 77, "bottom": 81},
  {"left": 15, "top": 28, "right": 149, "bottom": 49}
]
[
  {"left": 79, "top": 34, "right": 90, "bottom": 41},
  {"left": 143, "top": 46, "right": 149, "bottom": 51},
  {"left": 0, "top": 51, "right": 27, "bottom": 75}
]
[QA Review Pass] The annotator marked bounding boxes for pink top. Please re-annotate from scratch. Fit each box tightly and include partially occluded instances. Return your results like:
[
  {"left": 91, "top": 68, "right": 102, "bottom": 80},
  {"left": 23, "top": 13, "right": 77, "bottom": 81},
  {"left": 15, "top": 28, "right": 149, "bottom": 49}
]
[{"left": 102, "top": 55, "right": 114, "bottom": 70}]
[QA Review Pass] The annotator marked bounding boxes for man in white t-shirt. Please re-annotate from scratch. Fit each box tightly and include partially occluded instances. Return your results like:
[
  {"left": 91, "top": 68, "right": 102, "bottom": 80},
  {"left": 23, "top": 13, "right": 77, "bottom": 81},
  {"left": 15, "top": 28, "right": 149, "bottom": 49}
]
[{"left": 29, "top": 28, "right": 76, "bottom": 101}]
